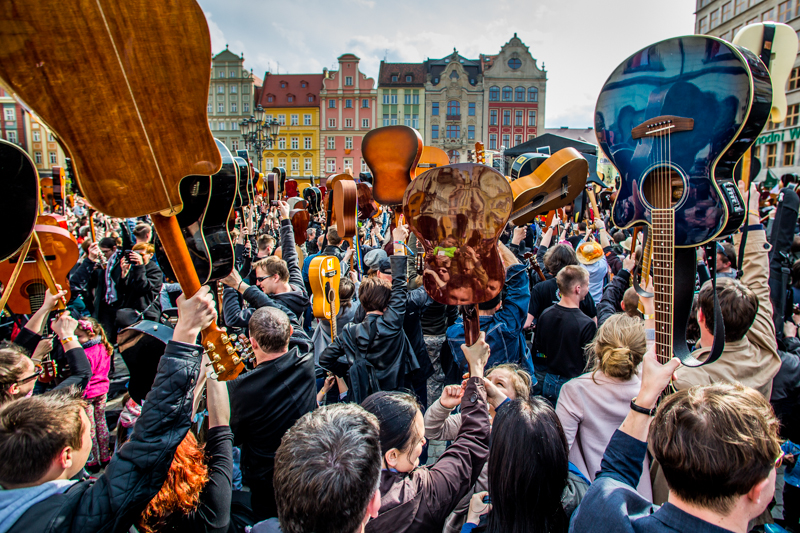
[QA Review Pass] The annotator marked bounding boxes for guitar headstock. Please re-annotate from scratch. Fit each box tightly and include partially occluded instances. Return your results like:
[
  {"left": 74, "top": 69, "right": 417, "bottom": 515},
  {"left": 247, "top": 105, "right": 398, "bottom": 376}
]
[
  {"left": 475, "top": 142, "right": 485, "bottom": 164},
  {"left": 201, "top": 324, "right": 245, "bottom": 381}
]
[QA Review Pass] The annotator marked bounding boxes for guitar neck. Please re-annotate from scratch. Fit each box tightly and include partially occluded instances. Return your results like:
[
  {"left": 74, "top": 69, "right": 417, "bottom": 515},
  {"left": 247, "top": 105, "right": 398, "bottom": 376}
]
[{"left": 652, "top": 209, "right": 674, "bottom": 366}]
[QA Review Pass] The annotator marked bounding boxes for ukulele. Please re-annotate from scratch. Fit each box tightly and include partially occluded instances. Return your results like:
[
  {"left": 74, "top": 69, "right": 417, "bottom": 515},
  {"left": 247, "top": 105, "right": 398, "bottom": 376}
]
[
  {"left": 596, "top": 35, "right": 770, "bottom": 367},
  {"left": 404, "top": 163, "right": 512, "bottom": 346},
  {"left": 414, "top": 146, "right": 450, "bottom": 177},
  {"left": 0, "top": 0, "right": 245, "bottom": 379},
  {"left": 362, "top": 125, "right": 422, "bottom": 211},
  {"left": 309, "top": 256, "right": 341, "bottom": 339},
  {"left": 509, "top": 148, "right": 588, "bottom": 226}
]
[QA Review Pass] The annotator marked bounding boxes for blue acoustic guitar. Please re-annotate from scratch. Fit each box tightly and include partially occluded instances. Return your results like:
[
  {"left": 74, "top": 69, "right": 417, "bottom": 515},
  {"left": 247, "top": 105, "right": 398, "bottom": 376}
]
[
  {"left": 596, "top": 35, "right": 771, "bottom": 246},
  {"left": 595, "top": 35, "right": 771, "bottom": 369}
]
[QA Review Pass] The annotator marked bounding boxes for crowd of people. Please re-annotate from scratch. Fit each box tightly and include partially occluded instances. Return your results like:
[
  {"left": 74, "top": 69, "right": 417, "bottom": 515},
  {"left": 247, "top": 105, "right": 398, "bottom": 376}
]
[{"left": 0, "top": 176, "right": 799, "bottom": 533}]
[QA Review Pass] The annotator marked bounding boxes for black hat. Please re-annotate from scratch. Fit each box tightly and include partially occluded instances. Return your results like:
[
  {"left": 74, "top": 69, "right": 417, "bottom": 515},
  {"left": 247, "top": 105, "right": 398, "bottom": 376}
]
[{"left": 378, "top": 257, "right": 393, "bottom": 275}]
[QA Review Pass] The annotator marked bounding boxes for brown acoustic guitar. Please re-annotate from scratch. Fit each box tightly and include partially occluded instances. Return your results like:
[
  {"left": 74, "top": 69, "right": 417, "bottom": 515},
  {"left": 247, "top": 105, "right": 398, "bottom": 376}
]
[
  {"left": 509, "top": 147, "right": 588, "bottom": 226},
  {"left": 0, "top": 0, "right": 248, "bottom": 379},
  {"left": 405, "top": 163, "right": 512, "bottom": 346},
  {"left": 362, "top": 125, "right": 422, "bottom": 208},
  {"left": 414, "top": 146, "right": 450, "bottom": 177}
]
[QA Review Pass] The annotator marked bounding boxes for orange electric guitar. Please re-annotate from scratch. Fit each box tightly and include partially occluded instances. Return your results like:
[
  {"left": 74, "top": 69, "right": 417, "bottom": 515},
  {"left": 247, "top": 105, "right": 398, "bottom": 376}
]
[{"left": 309, "top": 255, "right": 341, "bottom": 338}]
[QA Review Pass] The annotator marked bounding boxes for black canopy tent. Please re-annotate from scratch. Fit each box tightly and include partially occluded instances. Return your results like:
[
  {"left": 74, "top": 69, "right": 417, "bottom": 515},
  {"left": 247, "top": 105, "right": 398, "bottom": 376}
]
[{"left": 502, "top": 133, "right": 597, "bottom": 161}]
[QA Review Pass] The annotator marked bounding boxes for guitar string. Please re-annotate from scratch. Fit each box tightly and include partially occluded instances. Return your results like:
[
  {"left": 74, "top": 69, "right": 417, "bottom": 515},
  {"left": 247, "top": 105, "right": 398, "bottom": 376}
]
[{"left": 94, "top": 0, "right": 174, "bottom": 212}]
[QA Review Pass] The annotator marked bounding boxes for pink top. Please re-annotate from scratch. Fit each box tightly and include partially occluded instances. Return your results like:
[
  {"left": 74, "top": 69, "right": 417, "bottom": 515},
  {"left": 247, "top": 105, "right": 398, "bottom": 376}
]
[
  {"left": 83, "top": 340, "right": 111, "bottom": 399},
  {"left": 555, "top": 369, "right": 652, "bottom": 500}
]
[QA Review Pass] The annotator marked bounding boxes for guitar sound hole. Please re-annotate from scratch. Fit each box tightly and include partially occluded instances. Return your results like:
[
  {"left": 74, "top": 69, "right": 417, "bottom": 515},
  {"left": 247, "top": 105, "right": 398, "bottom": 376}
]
[
  {"left": 642, "top": 167, "right": 684, "bottom": 210},
  {"left": 26, "top": 282, "right": 48, "bottom": 314}
]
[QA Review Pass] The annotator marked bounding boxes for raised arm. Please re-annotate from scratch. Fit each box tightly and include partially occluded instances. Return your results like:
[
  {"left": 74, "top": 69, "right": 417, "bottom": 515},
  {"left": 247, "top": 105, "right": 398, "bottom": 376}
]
[
  {"left": 74, "top": 288, "right": 215, "bottom": 532},
  {"left": 278, "top": 201, "right": 306, "bottom": 293}
]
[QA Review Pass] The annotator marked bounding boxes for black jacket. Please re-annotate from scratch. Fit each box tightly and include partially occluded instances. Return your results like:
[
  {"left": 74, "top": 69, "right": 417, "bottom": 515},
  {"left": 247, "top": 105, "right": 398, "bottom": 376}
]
[
  {"left": 772, "top": 336, "right": 800, "bottom": 443},
  {"left": 354, "top": 285, "right": 434, "bottom": 384},
  {"left": 6, "top": 341, "right": 200, "bottom": 533},
  {"left": 117, "top": 260, "right": 163, "bottom": 321},
  {"left": 14, "top": 327, "right": 92, "bottom": 393},
  {"left": 270, "top": 219, "right": 309, "bottom": 320},
  {"left": 227, "top": 347, "right": 316, "bottom": 517},
  {"left": 69, "top": 256, "right": 122, "bottom": 319},
  {"left": 597, "top": 268, "right": 631, "bottom": 327},
  {"left": 320, "top": 256, "right": 421, "bottom": 392}
]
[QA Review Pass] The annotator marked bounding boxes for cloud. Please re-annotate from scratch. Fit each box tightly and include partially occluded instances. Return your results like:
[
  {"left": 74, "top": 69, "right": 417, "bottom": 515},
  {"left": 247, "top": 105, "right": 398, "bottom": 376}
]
[
  {"left": 198, "top": 0, "right": 696, "bottom": 127},
  {"left": 204, "top": 11, "right": 226, "bottom": 55}
]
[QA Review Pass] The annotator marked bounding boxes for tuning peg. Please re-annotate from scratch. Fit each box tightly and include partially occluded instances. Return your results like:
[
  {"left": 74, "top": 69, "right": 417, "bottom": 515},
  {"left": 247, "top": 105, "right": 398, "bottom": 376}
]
[
  {"left": 226, "top": 345, "right": 236, "bottom": 355},
  {"left": 232, "top": 356, "right": 241, "bottom": 364},
  {"left": 212, "top": 354, "right": 221, "bottom": 363},
  {"left": 206, "top": 341, "right": 216, "bottom": 352},
  {"left": 220, "top": 333, "right": 230, "bottom": 344},
  {"left": 215, "top": 363, "right": 225, "bottom": 373}
]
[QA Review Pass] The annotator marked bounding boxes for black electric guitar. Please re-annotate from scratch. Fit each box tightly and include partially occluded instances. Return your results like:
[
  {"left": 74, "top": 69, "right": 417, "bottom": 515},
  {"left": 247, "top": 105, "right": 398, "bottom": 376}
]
[
  {"left": 232, "top": 156, "right": 251, "bottom": 209},
  {"left": 154, "top": 138, "right": 237, "bottom": 284},
  {"left": 303, "top": 186, "right": 323, "bottom": 215}
]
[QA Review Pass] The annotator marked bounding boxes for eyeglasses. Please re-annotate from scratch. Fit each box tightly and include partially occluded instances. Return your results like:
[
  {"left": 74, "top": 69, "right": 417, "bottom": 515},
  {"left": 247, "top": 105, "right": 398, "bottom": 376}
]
[
  {"left": 17, "top": 365, "right": 43, "bottom": 384},
  {"left": 775, "top": 450, "right": 785, "bottom": 469},
  {"left": 256, "top": 276, "right": 269, "bottom": 283}
]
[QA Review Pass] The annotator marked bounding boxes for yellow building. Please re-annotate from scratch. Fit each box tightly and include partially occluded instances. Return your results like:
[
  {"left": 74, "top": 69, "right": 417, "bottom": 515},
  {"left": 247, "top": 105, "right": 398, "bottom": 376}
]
[{"left": 258, "top": 72, "right": 323, "bottom": 188}]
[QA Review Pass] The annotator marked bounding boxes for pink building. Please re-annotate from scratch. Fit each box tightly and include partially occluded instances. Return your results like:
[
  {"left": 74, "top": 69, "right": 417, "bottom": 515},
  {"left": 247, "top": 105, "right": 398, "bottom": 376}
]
[{"left": 319, "top": 54, "right": 377, "bottom": 176}]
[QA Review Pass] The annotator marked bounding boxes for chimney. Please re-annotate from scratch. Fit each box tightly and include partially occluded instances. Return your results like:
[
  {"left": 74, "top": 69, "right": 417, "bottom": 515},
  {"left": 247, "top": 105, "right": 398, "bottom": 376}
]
[{"left": 323, "top": 67, "right": 328, "bottom": 78}]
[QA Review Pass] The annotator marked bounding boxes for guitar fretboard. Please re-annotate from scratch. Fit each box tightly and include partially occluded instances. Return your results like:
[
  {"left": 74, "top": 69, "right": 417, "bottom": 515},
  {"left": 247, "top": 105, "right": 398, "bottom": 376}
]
[{"left": 651, "top": 209, "right": 674, "bottom": 366}]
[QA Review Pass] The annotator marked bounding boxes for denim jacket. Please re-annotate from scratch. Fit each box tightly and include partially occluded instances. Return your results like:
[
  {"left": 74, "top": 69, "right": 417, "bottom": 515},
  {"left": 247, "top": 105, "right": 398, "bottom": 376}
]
[{"left": 446, "top": 263, "right": 533, "bottom": 375}]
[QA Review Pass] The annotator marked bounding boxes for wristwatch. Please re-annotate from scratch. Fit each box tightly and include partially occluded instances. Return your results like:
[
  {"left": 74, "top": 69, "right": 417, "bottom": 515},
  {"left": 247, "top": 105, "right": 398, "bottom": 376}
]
[{"left": 630, "top": 397, "right": 657, "bottom": 417}]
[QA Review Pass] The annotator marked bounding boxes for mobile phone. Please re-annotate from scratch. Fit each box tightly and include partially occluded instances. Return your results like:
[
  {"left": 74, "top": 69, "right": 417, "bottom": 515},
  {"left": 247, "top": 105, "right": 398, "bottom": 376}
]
[{"left": 482, "top": 494, "right": 491, "bottom": 504}]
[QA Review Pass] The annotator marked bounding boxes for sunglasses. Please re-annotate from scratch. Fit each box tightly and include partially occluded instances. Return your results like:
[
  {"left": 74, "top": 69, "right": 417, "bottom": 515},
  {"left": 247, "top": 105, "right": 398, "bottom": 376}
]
[
  {"left": 256, "top": 276, "right": 269, "bottom": 283},
  {"left": 17, "top": 365, "right": 43, "bottom": 384}
]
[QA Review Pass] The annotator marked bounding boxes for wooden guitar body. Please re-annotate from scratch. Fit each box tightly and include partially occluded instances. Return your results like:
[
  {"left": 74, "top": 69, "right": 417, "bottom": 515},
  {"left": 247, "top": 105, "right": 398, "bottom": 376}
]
[
  {"left": 0, "top": 139, "right": 40, "bottom": 261},
  {"left": 309, "top": 255, "right": 341, "bottom": 337},
  {"left": 362, "top": 125, "right": 423, "bottom": 206},
  {"left": 404, "top": 164, "right": 512, "bottom": 344},
  {"left": 326, "top": 172, "right": 354, "bottom": 227},
  {"left": 333, "top": 180, "right": 358, "bottom": 238},
  {"left": 596, "top": 35, "right": 771, "bottom": 247},
  {"left": 285, "top": 179, "right": 299, "bottom": 198},
  {"left": 509, "top": 147, "right": 588, "bottom": 225},
  {"left": 155, "top": 139, "right": 236, "bottom": 284},
  {"left": 356, "top": 182, "right": 380, "bottom": 220},
  {"left": 0, "top": 0, "right": 222, "bottom": 218},
  {"left": 0, "top": 223, "right": 78, "bottom": 314},
  {"left": 414, "top": 146, "right": 450, "bottom": 177},
  {"left": 40, "top": 177, "right": 55, "bottom": 211},
  {"left": 734, "top": 22, "right": 799, "bottom": 123}
]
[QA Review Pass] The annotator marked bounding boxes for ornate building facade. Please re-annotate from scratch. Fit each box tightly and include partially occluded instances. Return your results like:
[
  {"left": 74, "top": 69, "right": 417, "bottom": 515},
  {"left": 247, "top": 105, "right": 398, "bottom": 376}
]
[
  {"left": 319, "top": 54, "right": 378, "bottom": 176},
  {"left": 377, "top": 62, "right": 426, "bottom": 139},
  {"left": 259, "top": 72, "right": 323, "bottom": 180},
  {"left": 207, "top": 47, "right": 258, "bottom": 156},
  {"left": 424, "top": 50, "right": 484, "bottom": 163},
  {"left": 482, "top": 34, "right": 547, "bottom": 152}
]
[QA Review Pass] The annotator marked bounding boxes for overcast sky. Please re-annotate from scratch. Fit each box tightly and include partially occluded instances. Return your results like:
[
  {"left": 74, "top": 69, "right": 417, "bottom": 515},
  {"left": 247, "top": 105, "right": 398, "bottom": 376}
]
[{"left": 196, "top": 0, "right": 696, "bottom": 128}]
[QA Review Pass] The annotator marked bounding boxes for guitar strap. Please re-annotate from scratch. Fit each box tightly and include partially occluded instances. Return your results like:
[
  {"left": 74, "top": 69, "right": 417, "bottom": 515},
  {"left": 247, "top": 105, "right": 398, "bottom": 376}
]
[{"left": 669, "top": 246, "right": 725, "bottom": 367}]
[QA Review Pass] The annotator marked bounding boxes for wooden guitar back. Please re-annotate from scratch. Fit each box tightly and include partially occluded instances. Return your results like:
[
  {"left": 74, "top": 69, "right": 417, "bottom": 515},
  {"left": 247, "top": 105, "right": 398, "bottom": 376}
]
[
  {"left": 362, "top": 125, "right": 422, "bottom": 206},
  {"left": 415, "top": 146, "right": 450, "bottom": 177},
  {"left": 333, "top": 180, "right": 358, "bottom": 238},
  {"left": 0, "top": 0, "right": 221, "bottom": 217}
]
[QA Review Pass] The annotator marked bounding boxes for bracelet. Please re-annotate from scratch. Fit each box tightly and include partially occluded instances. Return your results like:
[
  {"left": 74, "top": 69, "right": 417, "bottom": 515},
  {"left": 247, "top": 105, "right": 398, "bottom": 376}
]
[
  {"left": 59, "top": 336, "right": 77, "bottom": 345},
  {"left": 643, "top": 313, "right": 655, "bottom": 320},
  {"left": 394, "top": 241, "right": 415, "bottom": 256},
  {"left": 237, "top": 281, "right": 243, "bottom": 292},
  {"left": 630, "top": 397, "right": 657, "bottom": 417},
  {"left": 748, "top": 210, "right": 760, "bottom": 217}
]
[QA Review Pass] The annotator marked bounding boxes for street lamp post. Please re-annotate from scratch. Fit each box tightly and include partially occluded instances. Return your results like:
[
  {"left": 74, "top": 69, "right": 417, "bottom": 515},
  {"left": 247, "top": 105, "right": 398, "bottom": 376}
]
[{"left": 240, "top": 104, "right": 281, "bottom": 173}]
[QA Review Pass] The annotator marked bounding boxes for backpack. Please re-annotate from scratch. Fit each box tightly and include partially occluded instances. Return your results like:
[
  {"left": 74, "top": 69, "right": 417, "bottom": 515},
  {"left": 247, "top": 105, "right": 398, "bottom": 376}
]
[{"left": 346, "top": 319, "right": 381, "bottom": 404}]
